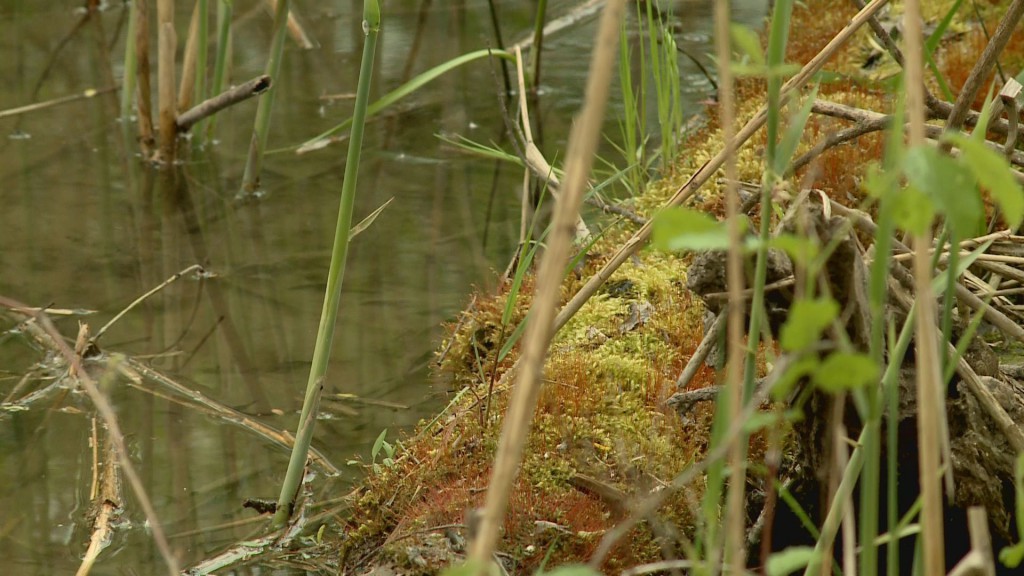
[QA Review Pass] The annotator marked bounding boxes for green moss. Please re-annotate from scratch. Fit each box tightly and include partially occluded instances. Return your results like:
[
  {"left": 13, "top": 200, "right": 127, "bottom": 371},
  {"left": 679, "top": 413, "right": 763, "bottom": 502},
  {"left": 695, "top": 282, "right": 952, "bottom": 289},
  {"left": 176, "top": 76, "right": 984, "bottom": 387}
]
[{"left": 335, "top": 2, "right": 1024, "bottom": 573}]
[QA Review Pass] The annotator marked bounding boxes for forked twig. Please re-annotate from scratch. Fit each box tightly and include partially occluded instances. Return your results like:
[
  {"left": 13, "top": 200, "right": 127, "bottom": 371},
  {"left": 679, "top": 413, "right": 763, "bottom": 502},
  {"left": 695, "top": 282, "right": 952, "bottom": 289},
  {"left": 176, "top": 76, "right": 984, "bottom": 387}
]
[{"left": 93, "top": 264, "right": 206, "bottom": 344}]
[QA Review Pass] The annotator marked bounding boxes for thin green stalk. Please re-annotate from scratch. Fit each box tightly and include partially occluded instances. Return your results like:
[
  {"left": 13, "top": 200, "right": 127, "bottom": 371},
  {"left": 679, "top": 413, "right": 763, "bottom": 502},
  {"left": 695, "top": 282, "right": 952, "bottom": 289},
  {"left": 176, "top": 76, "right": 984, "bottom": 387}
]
[
  {"left": 272, "top": 0, "right": 380, "bottom": 527},
  {"left": 120, "top": 0, "right": 139, "bottom": 121},
  {"left": 194, "top": 0, "right": 208, "bottom": 139},
  {"left": 617, "top": 20, "right": 642, "bottom": 193},
  {"left": 864, "top": 94, "right": 904, "bottom": 576},
  {"left": 743, "top": 0, "right": 794, "bottom": 400},
  {"left": 239, "top": 0, "right": 290, "bottom": 194},
  {"left": 805, "top": 300, "right": 918, "bottom": 576},
  {"left": 207, "top": 0, "right": 232, "bottom": 139},
  {"left": 484, "top": 0, "right": 511, "bottom": 94},
  {"left": 528, "top": 0, "right": 548, "bottom": 88}
]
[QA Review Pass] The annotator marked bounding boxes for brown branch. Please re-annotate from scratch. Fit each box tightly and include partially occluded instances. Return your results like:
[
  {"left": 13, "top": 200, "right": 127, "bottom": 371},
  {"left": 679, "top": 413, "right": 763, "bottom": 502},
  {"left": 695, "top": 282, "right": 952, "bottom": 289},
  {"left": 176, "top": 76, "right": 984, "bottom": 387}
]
[
  {"left": 944, "top": 0, "right": 1024, "bottom": 133},
  {"left": 176, "top": 75, "right": 272, "bottom": 132}
]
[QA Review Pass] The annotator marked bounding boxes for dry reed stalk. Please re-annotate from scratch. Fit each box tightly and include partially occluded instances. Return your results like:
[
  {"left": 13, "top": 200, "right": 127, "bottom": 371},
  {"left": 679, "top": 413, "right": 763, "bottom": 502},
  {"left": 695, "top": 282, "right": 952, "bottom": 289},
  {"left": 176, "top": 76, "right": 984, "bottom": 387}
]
[
  {"left": 0, "top": 87, "right": 117, "bottom": 119},
  {"left": 156, "top": 0, "right": 177, "bottom": 162},
  {"left": 904, "top": 0, "right": 946, "bottom": 573},
  {"left": 465, "top": 0, "right": 627, "bottom": 570},
  {"left": 0, "top": 298, "right": 179, "bottom": 575},
  {"left": 135, "top": 0, "right": 155, "bottom": 155},
  {"left": 515, "top": 47, "right": 534, "bottom": 248},
  {"left": 714, "top": 0, "right": 747, "bottom": 571}
]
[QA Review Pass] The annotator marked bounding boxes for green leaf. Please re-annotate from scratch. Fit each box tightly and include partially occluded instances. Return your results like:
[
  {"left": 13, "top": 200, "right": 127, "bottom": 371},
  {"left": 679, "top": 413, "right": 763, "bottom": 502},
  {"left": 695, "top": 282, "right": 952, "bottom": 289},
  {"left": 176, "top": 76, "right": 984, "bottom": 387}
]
[
  {"left": 371, "top": 428, "right": 388, "bottom": 460},
  {"left": 891, "top": 185, "right": 935, "bottom": 235},
  {"left": 944, "top": 133, "right": 1024, "bottom": 230},
  {"left": 773, "top": 85, "right": 819, "bottom": 176},
  {"left": 730, "top": 24, "right": 765, "bottom": 66},
  {"left": 970, "top": 85, "right": 998, "bottom": 142},
  {"left": 1000, "top": 543, "right": 1024, "bottom": 568},
  {"left": 296, "top": 49, "right": 513, "bottom": 153},
  {"left": 780, "top": 298, "right": 839, "bottom": 352},
  {"left": 932, "top": 239, "right": 994, "bottom": 296},
  {"left": 766, "top": 546, "right": 819, "bottom": 575},
  {"left": 860, "top": 162, "right": 896, "bottom": 200},
  {"left": 771, "top": 356, "right": 819, "bottom": 401},
  {"left": 652, "top": 207, "right": 731, "bottom": 252},
  {"left": 813, "top": 352, "right": 879, "bottom": 392},
  {"left": 767, "top": 234, "right": 819, "bottom": 267},
  {"left": 349, "top": 197, "right": 394, "bottom": 241},
  {"left": 903, "top": 145, "right": 982, "bottom": 235}
]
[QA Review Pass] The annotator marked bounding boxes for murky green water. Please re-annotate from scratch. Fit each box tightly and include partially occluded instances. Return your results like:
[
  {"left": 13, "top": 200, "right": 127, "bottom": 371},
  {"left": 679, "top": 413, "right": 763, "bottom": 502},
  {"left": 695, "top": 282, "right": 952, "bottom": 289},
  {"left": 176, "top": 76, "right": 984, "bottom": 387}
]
[{"left": 0, "top": 1, "right": 764, "bottom": 573}]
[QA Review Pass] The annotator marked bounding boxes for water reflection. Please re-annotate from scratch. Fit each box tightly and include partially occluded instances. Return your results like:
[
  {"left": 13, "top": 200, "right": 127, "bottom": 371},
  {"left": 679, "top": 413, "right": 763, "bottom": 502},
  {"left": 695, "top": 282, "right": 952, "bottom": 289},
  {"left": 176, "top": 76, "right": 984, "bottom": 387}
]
[{"left": 0, "top": 0, "right": 763, "bottom": 572}]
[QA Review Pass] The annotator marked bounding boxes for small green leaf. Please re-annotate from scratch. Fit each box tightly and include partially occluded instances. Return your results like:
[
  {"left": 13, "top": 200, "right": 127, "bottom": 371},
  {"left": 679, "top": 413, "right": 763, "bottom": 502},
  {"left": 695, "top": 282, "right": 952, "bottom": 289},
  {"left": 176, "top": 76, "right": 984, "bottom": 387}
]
[
  {"left": 1000, "top": 543, "right": 1024, "bottom": 568},
  {"left": 903, "top": 145, "right": 982, "bottom": 235},
  {"left": 743, "top": 411, "right": 786, "bottom": 434},
  {"left": 780, "top": 298, "right": 839, "bottom": 352},
  {"left": 944, "top": 133, "right": 1024, "bottom": 230},
  {"left": 932, "top": 239, "right": 993, "bottom": 296},
  {"left": 371, "top": 428, "right": 388, "bottom": 460},
  {"left": 652, "top": 207, "right": 731, "bottom": 252},
  {"left": 970, "top": 85, "right": 998, "bottom": 142},
  {"left": 730, "top": 24, "right": 765, "bottom": 66},
  {"left": 349, "top": 197, "right": 394, "bottom": 241},
  {"left": 860, "top": 163, "right": 896, "bottom": 200},
  {"left": 770, "top": 234, "right": 818, "bottom": 266},
  {"left": 773, "top": 85, "right": 819, "bottom": 176},
  {"left": 771, "top": 356, "right": 819, "bottom": 400},
  {"left": 813, "top": 352, "right": 879, "bottom": 392},
  {"left": 892, "top": 185, "right": 935, "bottom": 235},
  {"left": 766, "top": 546, "right": 818, "bottom": 575}
]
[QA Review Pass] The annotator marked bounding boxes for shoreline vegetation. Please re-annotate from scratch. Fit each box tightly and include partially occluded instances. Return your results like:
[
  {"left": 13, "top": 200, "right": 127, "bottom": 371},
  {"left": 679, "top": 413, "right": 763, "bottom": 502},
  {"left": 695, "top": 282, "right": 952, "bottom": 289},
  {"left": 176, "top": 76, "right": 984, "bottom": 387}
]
[
  {"left": 335, "top": 0, "right": 1024, "bottom": 574},
  {"left": 3, "top": 0, "right": 1024, "bottom": 574}
]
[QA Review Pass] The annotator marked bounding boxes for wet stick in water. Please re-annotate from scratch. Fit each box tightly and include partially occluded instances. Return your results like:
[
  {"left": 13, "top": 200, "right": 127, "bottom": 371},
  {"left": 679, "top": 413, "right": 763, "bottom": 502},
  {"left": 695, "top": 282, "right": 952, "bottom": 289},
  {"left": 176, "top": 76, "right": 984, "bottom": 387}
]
[{"left": 271, "top": 0, "right": 381, "bottom": 528}]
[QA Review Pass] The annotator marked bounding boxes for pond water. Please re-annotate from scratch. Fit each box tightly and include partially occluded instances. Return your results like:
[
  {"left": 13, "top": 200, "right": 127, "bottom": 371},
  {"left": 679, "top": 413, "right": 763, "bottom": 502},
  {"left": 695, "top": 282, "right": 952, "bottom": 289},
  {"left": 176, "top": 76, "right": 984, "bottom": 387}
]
[{"left": 0, "top": 0, "right": 765, "bottom": 573}]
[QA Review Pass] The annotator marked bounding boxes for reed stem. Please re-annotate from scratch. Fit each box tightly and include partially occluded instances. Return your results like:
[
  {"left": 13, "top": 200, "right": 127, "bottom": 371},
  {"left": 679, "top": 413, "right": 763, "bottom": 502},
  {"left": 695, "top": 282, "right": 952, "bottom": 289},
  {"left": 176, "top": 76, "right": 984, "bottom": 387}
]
[
  {"left": 239, "top": 0, "right": 290, "bottom": 194},
  {"left": 272, "top": 0, "right": 381, "bottom": 528},
  {"left": 207, "top": 0, "right": 233, "bottom": 140},
  {"left": 156, "top": 0, "right": 177, "bottom": 163}
]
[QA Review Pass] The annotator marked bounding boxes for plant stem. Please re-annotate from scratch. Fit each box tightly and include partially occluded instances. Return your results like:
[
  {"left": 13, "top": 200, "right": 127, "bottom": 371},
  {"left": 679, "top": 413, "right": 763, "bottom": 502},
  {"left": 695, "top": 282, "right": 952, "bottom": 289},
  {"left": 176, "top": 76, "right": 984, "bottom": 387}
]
[
  {"left": 271, "top": 0, "right": 380, "bottom": 528},
  {"left": 207, "top": 0, "right": 233, "bottom": 140},
  {"left": 714, "top": 0, "right": 746, "bottom": 569},
  {"left": 119, "top": 0, "right": 139, "bottom": 122},
  {"left": 239, "top": 0, "right": 290, "bottom": 194},
  {"left": 156, "top": 0, "right": 177, "bottom": 162},
  {"left": 905, "top": 0, "right": 946, "bottom": 572}
]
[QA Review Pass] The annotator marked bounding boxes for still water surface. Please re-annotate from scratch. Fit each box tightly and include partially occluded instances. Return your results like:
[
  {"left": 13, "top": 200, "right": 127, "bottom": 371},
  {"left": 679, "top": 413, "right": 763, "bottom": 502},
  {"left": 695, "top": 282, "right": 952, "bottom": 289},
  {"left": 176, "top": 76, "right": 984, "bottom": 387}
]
[{"left": 0, "top": 1, "right": 763, "bottom": 573}]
